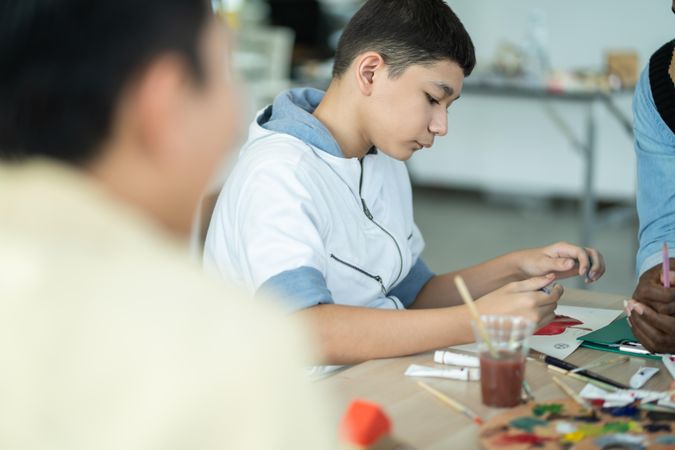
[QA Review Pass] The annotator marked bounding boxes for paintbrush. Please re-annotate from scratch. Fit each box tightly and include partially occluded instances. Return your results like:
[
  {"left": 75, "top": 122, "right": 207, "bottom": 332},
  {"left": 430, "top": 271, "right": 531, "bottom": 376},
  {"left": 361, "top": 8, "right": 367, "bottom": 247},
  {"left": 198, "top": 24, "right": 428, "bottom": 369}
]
[
  {"left": 547, "top": 364, "right": 619, "bottom": 392},
  {"left": 570, "top": 356, "right": 629, "bottom": 373},
  {"left": 417, "top": 381, "right": 484, "bottom": 425},
  {"left": 529, "top": 349, "right": 629, "bottom": 389},
  {"left": 454, "top": 276, "right": 498, "bottom": 358},
  {"left": 522, "top": 380, "right": 535, "bottom": 402},
  {"left": 552, "top": 375, "right": 591, "bottom": 408}
]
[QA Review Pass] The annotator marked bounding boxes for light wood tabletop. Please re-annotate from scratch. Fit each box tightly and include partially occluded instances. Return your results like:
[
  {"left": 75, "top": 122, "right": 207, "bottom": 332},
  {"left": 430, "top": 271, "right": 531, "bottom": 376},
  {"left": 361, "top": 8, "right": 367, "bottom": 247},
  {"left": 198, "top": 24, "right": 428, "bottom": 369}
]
[{"left": 320, "top": 289, "right": 672, "bottom": 450}]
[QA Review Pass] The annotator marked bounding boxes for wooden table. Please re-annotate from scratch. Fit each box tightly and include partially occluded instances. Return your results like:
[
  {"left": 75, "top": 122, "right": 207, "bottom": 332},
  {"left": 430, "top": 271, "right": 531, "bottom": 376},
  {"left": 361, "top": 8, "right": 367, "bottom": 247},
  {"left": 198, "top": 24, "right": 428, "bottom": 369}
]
[{"left": 320, "top": 289, "right": 672, "bottom": 449}]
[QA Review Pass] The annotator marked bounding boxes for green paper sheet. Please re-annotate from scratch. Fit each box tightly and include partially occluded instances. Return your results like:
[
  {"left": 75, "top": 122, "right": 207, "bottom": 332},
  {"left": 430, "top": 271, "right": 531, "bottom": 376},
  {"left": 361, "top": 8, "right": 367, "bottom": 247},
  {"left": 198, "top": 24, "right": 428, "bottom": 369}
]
[{"left": 577, "top": 315, "right": 661, "bottom": 361}]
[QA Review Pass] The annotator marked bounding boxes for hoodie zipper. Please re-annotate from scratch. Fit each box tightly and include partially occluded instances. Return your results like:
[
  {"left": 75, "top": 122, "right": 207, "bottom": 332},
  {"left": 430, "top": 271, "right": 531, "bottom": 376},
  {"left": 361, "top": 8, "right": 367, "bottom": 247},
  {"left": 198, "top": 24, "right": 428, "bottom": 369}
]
[
  {"left": 329, "top": 253, "right": 386, "bottom": 296},
  {"left": 359, "top": 158, "right": 404, "bottom": 291}
]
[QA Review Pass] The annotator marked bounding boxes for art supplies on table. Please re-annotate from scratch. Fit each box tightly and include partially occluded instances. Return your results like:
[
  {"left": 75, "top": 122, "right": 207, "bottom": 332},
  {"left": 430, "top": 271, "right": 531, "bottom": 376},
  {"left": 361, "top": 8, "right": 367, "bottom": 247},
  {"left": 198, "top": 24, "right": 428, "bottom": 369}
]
[
  {"left": 577, "top": 315, "right": 663, "bottom": 360},
  {"left": 579, "top": 383, "right": 675, "bottom": 409},
  {"left": 529, "top": 305, "right": 622, "bottom": 359},
  {"left": 570, "top": 355, "right": 629, "bottom": 374},
  {"left": 453, "top": 305, "right": 622, "bottom": 360},
  {"left": 473, "top": 315, "right": 534, "bottom": 408},
  {"left": 530, "top": 349, "right": 629, "bottom": 390},
  {"left": 417, "top": 381, "right": 484, "bottom": 425},
  {"left": 522, "top": 380, "right": 535, "bottom": 402},
  {"left": 479, "top": 398, "right": 675, "bottom": 450},
  {"left": 434, "top": 350, "right": 479, "bottom": 367},
  {"left": 663, "top": 355, "right": 675, "bottom": 379},
  {"left": 630, "top": 367, "right": 660, "bottom": 389},
  {"left": 339, "top": 399, "right": 412, "bottom": 450},
  {"left": 404, "top": 364, "right": 480, "bottom": 381},
  {"left": 552, "top": 376, "right": 591, "bottom": 408}
]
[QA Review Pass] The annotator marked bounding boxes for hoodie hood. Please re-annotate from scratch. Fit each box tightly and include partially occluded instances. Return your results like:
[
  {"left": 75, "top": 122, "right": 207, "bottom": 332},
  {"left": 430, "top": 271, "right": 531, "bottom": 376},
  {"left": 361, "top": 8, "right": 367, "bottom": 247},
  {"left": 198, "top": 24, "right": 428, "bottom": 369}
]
[{"left": 257, "top": 87, "right": 344, "bottom": 158}]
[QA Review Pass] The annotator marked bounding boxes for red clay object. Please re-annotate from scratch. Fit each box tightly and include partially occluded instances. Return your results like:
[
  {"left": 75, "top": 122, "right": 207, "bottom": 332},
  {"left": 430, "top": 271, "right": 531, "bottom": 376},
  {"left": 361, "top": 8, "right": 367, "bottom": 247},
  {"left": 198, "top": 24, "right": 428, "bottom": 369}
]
[{"left": 340, "top": 399, "right": 392, "bottom": 446}]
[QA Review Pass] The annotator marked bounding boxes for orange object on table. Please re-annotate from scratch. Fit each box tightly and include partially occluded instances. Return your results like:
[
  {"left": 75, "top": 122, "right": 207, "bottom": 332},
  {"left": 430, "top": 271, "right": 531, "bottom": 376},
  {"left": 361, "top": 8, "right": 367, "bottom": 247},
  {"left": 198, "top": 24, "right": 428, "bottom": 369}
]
[{"left": 340, "top": 399, "right": 392, "bottom": 447}]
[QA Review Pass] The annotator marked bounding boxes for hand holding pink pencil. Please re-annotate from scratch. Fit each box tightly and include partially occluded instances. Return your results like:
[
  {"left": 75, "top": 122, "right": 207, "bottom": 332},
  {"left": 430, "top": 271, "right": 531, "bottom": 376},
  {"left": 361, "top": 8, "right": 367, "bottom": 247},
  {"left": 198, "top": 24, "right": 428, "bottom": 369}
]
[{"left": 663, "top": 242, "right": 671, "bottom": 288}]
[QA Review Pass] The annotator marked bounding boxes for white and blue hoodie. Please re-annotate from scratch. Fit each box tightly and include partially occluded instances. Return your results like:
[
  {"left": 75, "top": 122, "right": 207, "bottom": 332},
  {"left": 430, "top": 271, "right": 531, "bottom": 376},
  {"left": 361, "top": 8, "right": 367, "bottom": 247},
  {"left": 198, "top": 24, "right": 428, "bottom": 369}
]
[{"left": 204, "top": 88, "right": 434, "bottom": 312}]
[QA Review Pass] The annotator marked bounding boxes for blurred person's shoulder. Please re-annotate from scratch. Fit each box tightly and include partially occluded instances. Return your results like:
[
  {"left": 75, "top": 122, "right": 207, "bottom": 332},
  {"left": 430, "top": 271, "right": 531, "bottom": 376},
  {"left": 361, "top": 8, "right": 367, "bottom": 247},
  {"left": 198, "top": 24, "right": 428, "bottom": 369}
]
[
  {"left": 0, "top": 158, "right": 298, "bottom": 329},
  {"left": 0, "top": 159, "right": 337, "bottom": 449}
]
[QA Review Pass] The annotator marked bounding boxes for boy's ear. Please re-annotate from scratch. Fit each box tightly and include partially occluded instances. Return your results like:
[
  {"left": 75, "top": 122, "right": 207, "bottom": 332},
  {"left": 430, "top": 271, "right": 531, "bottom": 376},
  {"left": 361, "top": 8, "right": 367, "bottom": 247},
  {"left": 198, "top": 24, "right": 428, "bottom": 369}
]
[{"left": 354, "top": 52, "right": 386, "bottom": 96}]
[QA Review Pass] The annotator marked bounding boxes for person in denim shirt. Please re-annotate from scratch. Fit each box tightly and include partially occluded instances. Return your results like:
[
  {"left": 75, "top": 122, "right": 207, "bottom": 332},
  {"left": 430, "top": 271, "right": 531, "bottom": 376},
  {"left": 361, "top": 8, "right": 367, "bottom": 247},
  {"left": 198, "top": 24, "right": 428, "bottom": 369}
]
[{"left": 627, "top": 1, "right": 675, "bottom": 353}]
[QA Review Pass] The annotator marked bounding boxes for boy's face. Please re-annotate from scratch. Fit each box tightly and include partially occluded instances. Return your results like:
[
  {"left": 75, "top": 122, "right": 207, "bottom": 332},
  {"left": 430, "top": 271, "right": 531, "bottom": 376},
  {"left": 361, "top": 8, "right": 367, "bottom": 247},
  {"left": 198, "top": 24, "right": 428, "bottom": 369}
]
[{"left": 363, "top": 59, "right": 464, "bottom": 161}]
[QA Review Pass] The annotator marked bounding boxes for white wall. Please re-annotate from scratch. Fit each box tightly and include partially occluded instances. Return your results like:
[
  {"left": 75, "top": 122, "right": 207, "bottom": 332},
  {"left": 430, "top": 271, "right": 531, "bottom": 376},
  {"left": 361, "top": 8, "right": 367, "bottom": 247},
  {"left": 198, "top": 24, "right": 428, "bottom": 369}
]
[{"left": 407, "top": 0, "right": 674, "bottom": 200}]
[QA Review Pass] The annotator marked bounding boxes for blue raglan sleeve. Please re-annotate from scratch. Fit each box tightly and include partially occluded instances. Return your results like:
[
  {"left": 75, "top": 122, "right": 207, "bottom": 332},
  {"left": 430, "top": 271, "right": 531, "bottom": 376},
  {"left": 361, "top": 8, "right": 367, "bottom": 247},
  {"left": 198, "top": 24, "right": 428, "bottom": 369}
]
[
  {"left": 634, "top": 66, "right": 675, "bottom": 276},
  {"left": 388, "top": 257, "right": 434, "bottom": 307}
]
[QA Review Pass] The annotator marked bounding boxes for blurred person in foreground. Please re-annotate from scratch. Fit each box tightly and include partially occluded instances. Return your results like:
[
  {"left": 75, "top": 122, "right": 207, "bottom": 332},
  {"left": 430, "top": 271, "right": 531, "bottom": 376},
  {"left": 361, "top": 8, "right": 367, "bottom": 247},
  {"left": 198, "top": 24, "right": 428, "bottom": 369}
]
[{"left": 0, "top": 0, "right": 334, "bottom": 448}]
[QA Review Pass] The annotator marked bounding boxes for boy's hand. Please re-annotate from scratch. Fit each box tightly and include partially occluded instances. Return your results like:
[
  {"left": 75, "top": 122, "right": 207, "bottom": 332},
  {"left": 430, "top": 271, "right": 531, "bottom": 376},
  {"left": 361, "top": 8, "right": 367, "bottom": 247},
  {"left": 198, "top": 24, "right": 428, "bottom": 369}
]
[
  {"left": 475, "top": 274, "right": 563, "bottom": 327},
  {"left": 632, "top": 261, "right": 675, "bottom": 315},
  {"left": 514, "top": 241, "right": 605, "bottom": 283},
  {"left": 626, "top": 299, "right": 675, "bottom": 354}
]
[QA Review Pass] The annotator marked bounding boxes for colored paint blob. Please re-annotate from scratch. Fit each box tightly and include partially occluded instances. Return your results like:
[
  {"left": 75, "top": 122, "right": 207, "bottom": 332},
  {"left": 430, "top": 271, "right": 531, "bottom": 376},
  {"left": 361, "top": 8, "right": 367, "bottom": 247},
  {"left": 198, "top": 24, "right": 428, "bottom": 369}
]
[
  {"left": 493, "top": 433, "right": 555, "bottom": 446},
  {"left": 532, "top": 403, "right": 564, "bottom": 417},
  {"left": 563, "top": 430, "right": 586, "bottom": 443},
  {"left": 655, "top": 435, "right": 675, "bottom": 445},
  {"left": 644, "top": 423, "right": 672, "bottom": 433},
  {"left": 594, "top": 433, "right": 645, "bottom": 450},
  {"left": 555, "top": 421, "right": 577, "bottom": 434},
  {"left": 573, "top": 410, "right": 601, "bottom": 423},
  {"left": 509, "top": 417, "right": 548, "bottom": 433},
  {"left": 563, "top": 421, "right": 643, "bottom": 442},
  {"left": 603, "top": 405, "right": 640, "bottom": 418}
]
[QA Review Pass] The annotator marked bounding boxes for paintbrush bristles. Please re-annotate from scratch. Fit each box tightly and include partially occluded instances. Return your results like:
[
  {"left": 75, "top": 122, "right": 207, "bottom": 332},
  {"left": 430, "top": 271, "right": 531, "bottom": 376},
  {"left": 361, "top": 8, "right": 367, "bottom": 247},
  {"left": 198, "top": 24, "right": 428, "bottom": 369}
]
[{"left": 454, "top": 276, "right": 498, "bottom": 358}]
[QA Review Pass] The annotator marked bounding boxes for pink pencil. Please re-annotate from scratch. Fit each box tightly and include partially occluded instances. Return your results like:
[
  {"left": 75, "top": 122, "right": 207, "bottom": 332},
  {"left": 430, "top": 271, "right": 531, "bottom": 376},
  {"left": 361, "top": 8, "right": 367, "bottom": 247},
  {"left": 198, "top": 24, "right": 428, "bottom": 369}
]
[{"left": 663, "top": 242, "right": 670, "bottom": 288}]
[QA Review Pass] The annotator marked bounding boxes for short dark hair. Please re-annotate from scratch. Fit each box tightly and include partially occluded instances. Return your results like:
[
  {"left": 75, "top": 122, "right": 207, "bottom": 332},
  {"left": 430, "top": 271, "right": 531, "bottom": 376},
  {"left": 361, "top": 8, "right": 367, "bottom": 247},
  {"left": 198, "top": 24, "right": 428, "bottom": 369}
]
[
  {"left": 0, "top": 0, "right": 212, "bottom": 164},
  {"left": 332, "top": 0, "right": 475, "bottom": 79}
]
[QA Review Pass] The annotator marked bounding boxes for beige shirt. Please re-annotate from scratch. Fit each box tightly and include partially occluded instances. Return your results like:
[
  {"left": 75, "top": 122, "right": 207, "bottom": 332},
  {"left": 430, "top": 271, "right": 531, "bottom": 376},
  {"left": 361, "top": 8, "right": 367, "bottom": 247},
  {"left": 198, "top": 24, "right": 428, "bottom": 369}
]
[{"left": 0, "top": 161, "right": 335, "bottom": 450}]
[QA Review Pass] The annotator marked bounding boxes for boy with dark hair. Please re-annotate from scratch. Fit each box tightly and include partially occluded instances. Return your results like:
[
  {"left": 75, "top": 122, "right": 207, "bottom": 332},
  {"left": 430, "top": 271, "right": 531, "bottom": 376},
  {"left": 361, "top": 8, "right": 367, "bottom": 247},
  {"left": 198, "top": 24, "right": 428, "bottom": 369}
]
[
  {"left": 205, "top": 0, "right": 605, "bottom": 366},
  {"left": 0, "top": 1, "right": 332, "bottom": 447}
]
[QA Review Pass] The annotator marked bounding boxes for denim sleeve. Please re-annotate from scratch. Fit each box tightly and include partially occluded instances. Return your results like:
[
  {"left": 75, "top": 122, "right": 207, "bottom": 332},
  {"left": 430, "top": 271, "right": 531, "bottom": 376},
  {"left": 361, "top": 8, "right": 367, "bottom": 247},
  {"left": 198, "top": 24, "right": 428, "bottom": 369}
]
[
  {"left": 634, "top": 66, "right": 675, "bottom": 276},
  {"left": 388, "top": 258, "right": 435, "bottom": 308},
  {"left": 257, "top": 266, "right": 334, "bottom": 313}
]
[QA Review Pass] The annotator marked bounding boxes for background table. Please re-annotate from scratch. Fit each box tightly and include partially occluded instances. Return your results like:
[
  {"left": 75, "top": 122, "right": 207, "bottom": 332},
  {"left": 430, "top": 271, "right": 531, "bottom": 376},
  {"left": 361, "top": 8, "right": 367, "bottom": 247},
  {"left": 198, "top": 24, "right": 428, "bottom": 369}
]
[{"left": 320, "top": 289, "right": 671, "bottom": 450}]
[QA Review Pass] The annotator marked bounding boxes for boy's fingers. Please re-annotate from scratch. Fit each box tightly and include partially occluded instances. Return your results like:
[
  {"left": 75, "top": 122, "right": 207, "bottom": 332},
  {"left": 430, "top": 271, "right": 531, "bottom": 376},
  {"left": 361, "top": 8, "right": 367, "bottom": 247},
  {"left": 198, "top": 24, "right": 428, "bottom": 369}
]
[
  {"left": 511, "top": 274, "right": 555, "bottom": 293},
  {"left": 576, "top": 247, "right": 590, "bottom": 277},
  {"left": 529, "top": 284, "right": 562, "bottom": 308},
  {"left": 538, "top": 310, "right": 556, "bottom": 328},
  {"left": 552, "top": 257, "right": 575, "bottom": 272},
  {"left": 585, "top": 247, "right": 604, "bottom": 280}
]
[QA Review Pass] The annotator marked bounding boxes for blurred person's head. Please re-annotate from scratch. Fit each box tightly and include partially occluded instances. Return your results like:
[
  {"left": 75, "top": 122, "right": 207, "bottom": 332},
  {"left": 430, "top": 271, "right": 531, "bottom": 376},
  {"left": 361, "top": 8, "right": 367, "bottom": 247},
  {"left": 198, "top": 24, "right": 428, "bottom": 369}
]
[
  {"left": 328, "top": 0, "right": 474, "bottom": 161},
  {"left": 0, "top": 0, "right": 239, "bottom": 236}
]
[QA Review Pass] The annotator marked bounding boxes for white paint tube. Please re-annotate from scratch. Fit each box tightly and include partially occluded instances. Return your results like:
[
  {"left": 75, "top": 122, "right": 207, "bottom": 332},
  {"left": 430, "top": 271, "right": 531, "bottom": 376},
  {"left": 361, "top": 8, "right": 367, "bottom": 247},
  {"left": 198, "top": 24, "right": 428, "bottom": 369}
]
[
  {"left": 404, "top": 364, "right": 480, "bottom": 381},
  {"left": 433, "top": 350, "right": 480, "bottom": 368}
]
